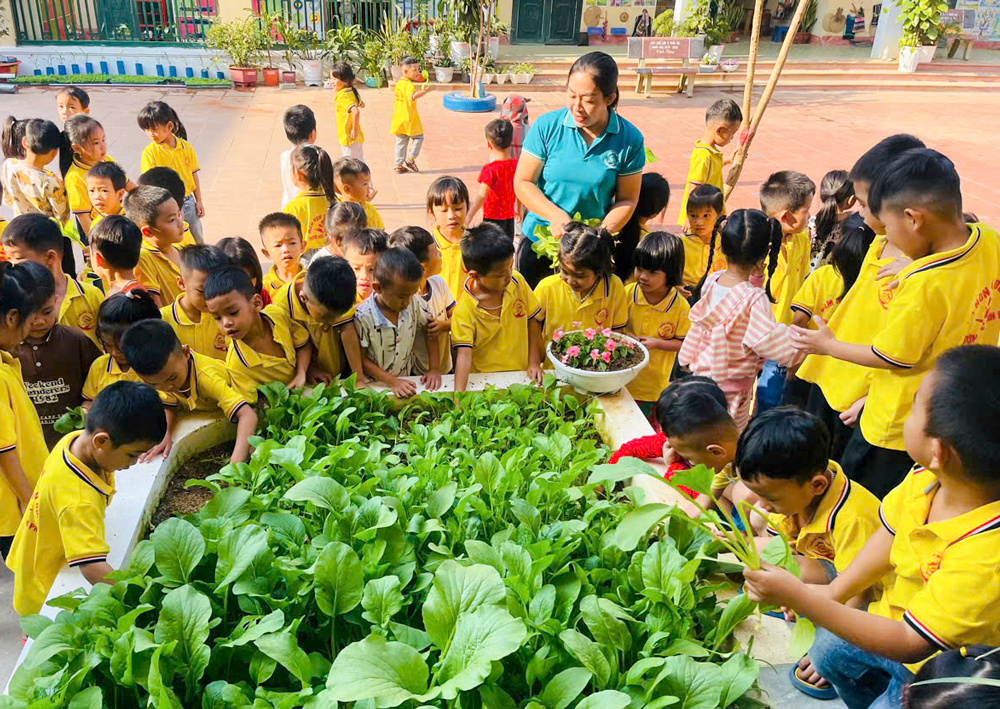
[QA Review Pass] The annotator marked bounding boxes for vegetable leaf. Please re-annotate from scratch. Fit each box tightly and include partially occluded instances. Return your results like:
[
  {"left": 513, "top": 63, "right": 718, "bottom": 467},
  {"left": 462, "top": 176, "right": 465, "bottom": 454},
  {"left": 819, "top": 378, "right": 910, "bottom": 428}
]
[
  {"left": 422, "top": 561, "right": 506, "bottom": 651},
  {"left": 539, "top": 667, "right": 592, "bottom": 709},
  {"left": 153, "top": 585, "right": 213, "bottom": 693},
  {"left": 314, "top": 541, "right": 364, "bottom": 617},
  {"left": 327, "top": 634, "right": 434, "bottom": 707},
  {"left": 436, "top": 605, "right": 527, "bottom": 699},
  {"left": 151, "top": 518, "right": 205, "bottom": 587}
]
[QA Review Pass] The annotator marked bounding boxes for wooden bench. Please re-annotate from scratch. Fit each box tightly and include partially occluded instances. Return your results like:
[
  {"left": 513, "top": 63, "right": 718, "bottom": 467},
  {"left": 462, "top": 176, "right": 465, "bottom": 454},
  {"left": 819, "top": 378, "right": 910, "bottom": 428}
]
[
  {"left": 628, "top": 37, "right": 704, "bottom": 98},
  {"left": 635, "top": 64, "right": 700, "bottom": 98}
]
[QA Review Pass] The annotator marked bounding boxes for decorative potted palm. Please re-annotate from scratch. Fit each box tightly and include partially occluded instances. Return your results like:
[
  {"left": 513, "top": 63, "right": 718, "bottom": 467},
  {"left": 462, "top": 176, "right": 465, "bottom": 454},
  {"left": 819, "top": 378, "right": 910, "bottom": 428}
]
[
  {"left": 325, "top": 22, "right": 363, "bottom": 65},
  {"left": 511, "top": 61, "right": 535, "bottom": 84},
  {"left": 205, "top": 14, "right": 266, "bottom": 89},
  {"left": 297, "top": 30, "right": 326, "bottom": 86}
]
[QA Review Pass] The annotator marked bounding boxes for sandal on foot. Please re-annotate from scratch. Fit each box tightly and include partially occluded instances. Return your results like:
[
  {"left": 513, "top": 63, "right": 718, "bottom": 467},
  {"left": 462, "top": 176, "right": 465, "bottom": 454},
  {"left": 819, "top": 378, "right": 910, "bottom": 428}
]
[
  {"left": 405, "top": 158, "right": 419, "bottom": 173},
  {"left": 788, "top": 663, "right": 838, "bottom": 700},
  {"left": 394, "top": 164, "right": 408, "bottom": 174}
]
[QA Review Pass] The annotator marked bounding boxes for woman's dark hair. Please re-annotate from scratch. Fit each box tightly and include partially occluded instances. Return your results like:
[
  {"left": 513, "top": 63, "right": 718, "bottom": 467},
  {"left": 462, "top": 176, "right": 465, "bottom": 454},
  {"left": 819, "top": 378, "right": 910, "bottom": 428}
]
[
  {"left": 633, "top": 231, "right": 684, "bottom": 288},
  {"left": 330, "top": 61, "right": 361, "bottom": 105},
  {"left": 568, "top": 51, "right": 620, "bottom": 109},
  {"left": 56, "top": 86, "right": 90, "bottom": 110},
  {"left": 426, "top": 176, "right": 470, "bottom": 211},
  {"left": 217, "top": 236, "right": 264, "bottom": 293},
  {"left": 2, "top": 116, "right": 26, "bottom": 159},
  {"left": 22, "top": 119, "right": 62, "bottom": 155},
  {"left": 559, "top": 222, "right": 616, "bottom": 279},
  {"left": 813, "top": 170, "right": 855, "bottom": 258},
  {"left": 95, "top": 289, "right": 161, "bottom": 346},
  {"left": 326, "top": 201, "right": 367, "bottom": 248},
  {"left": 616, "top": 172, "right": 671, "bottom": 280},
  {"left": 700, "top": 209, "right": 782, "bottom": 303},
  {"left": 291, "top": 144, "right": 336, "bottom": 205},
  {"left": 907, "top": 645, "right": 1000, "bottom": 709},
  {"left": 687, "top": 184, "right": 725, "bottom": 216},
  {"left": 829, "top": 214, "right": 875, "bottom": 300},
  {"left": 0, "top": 261, "right": 42, "bottom": 328},
  {"left": 60, "top": 114, "right": 103, "bottom": 176},
  {"left": 736, "top": 407, "right": 831, "bottom": 484},
  {"left": 137, "top": 100, "right": 187, "bottom": 140}
]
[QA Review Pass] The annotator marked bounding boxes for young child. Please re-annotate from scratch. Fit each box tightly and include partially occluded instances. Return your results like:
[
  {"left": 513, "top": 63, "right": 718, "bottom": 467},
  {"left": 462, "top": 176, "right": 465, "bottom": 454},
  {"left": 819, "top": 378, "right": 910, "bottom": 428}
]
[
  {"left": 217, "top": 236, "right": 272, "bottom": 307},
  {"left": 744, "top": 345, "right": 1000, "bottom": 709},
  {"left": 676, "top": 98, "right": 741, "bottom": 228},
  {"left": 333, "top": 158, "right": 383, "bottom": 229},
  {"left": 259, "top": 212, "right": 305, "bottom": 299},
  {"left": 161, "top": 244, "right": 230, "bottom": 361},
  {"left": 271, "top": 254, "right": 365, "bottom": 385},
  {"left": 390, "top": 225, "right": 456, "bottom": 376},
  {"left": 137, "top": 166, "right": 186, "bottom": 212},
  {"left": 55, "top": 87, "right": 90, "bottom": 124},
  {"left": 678, "top": 209, "right": 803, "bottom": 431},
  {"left": 791, "top": 149, "right": 1000, "bottom": 499},
  {"left": 534, "top": 223, "right": 628, "bottom": 346},
  {"left": 451, "top": 223, "right": 543, "bottom": 392},
  {"left": 907, "top": 645, "right": 1000, "bottom": 708},
  {"left": 126, "top": 185, "right": 189, "bottom": 306},
  {"left": 121, "top": 319, "right": 256, "bottom": 463},
  {"left": 683, "top": 184, "right": 727, "bottom": 296},
  {"left": 428, "top": 177, "right": 470, "bottom": 299},
  {"left": 62, "top": 115, "right": 132, "bottom": 235},
  {"left": 313, "top": 201, "right": 367, "bottom": 261},
  {"left": 14, "top": 262, "right": 100, "bottom": 448},
  {"left": 355, "top": 248, "right": 441, "bottom": 398},
  {"left": 138, "top": 101, "right": 204, "bottom": 243},
  {"left": 810, "top": 169, "right": 858, "bottom": 269},
  {"left": 625, "top": 232, "right": 690, "bottom": 414},
  {"left": 204, "top": 267, "right": 311, "bottom": 402},
  {"left": 500, "top": 94, "right": 530, "bottom": 161},
  {"left": 467, "top": 119, "right": 518, "bottom": 241},
  {"left": 86, "top": 161, "right": 127, "bottom": 229},
  {"left": 391, "top": 57, "right": 432, "bottom": 174},
  {"left": 616, "top": 172, "right": 671, "bottom": 282},
  {"left": 88, "top": 216, "right": 140, "bottom": 296},
  {"left": 7, "top": 381, "right": 166, "bottom": 616},
  {"left": 342, "top": 228, "right": 388, "bottom": 304},
  {"left": 280, "top": 105, "right": 317, "bottom": 208},
  {"left": 1, "top": 118, "right": 70, "bottom": 225},
  {"left": 285, "top": 145, "right": 336, "bottom": 257},
  {"left": 332, "top": 62, "right": 365, "bottom": 160},
  {"left": 1, "top": 213, "right": 103, "bottom": 347}
]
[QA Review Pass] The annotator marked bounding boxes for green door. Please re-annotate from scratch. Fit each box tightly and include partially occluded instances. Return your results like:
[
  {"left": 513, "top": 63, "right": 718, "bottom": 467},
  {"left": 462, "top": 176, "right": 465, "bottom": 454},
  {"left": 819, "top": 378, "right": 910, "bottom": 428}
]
[
  {"left": 513, "top": 0, "right": 580, "bottom": 44},
  {"left": 513, "top": 0, "right": 545, "bottom": 43},
  {"left": 546, "top": 0, "right": 580, "bottom": 43}
]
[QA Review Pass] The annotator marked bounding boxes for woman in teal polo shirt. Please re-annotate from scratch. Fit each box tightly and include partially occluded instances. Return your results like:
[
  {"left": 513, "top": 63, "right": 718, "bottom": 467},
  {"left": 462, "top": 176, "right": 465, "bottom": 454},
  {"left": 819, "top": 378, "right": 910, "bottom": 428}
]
[{"left": 514, "top": 51, "right": 646, "bottom": 287}]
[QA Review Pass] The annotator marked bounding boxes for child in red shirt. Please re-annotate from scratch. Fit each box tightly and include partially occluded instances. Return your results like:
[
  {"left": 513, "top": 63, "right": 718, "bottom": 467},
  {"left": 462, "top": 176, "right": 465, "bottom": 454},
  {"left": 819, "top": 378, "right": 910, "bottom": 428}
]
[{"left": 467, "top": 118, "right": 518, "bottom": 241}]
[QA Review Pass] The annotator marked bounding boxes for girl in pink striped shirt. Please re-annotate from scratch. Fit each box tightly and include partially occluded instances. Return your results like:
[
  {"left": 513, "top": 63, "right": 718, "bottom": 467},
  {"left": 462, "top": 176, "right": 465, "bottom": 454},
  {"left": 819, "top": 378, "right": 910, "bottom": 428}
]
[{"left": 679, "top": 209, "right": 804, "bottom": 430}]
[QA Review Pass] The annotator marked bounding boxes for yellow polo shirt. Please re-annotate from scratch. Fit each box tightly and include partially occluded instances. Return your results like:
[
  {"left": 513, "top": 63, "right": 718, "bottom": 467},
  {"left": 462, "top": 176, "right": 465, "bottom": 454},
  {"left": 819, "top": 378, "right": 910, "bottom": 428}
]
[
  {"left": 765, "top": 230, "right": 811, "bottom": 326},
  {"left": 90, "top": 204, "right": 123, "bottom": 230},
  {"left": 681, "top": 234, "right": 727, "bottom": 289},
  {"left": 226, "top": 305, "right": 309, "bottom": 403},
  {"left": 135, "top": 232, "right": 196, "bottom": 305},
  {"left": 262, "top": 263, "right": 303, "bottom": 302},
  {"left": 534, "top": 273, "right": 629, "bottom": 347},
  {"left": 434, "top": 226, "right": 466, "bottom": 300},
  {"left": 140, "top": 137, "right": 200, "bottom": 197},
  {"left": 285, "top": 191, "right": 330, "bottom": 251},
  {"left": 170, "top": 352, "right": 249, "bottom": 420},
  {"left": 335, "top": 197, "right": 384, "bottom": 231},
  {"left": 624, "top": 283, "right": 690, "bottom": 403},
  {"left": 0, "top": 352, "right": 47, "bottom": 537},
  {"left": 82, "top": 354, "right": 178, "bottom": 407},
  {"left": 677, "top": 141, "right": 724, "bottom": 227},
  {"left": 59, "top": 275, "right": 103, "bottom": 348},
  {"left": 874, "top": 466, "right": 1000, "bottom": 672},
  {"left": 797, "top": 236, "right": 897, "bottom": 412},
  {"left": 789, "top": 264, "right": 843, "bottom": 328},
  {"left": 766, "top": 461, "right": 880, "bottom": 573},
  {"left": 451, "top": 272, "right": 540, "bottom": 373},
  {"left": 862, "top": 223, "right": 1000, "bottom": 450},
  {"left": 390, "top": 77, "right": 423, "bottom": 137},
  {"left": 161, "top": 296, "right": 228, "bottom": 360},
  {"left": 273, "top": 273, "right": 355, "bottom": 378},
  {"left": 7, "top": 431, "right": 114, "bottom": 615},
  {"left": 65, "top": 156, "right": 122, "bottom": 218},
  {"left": 335, "top": 87, "right": 364, "bottom": 147}
]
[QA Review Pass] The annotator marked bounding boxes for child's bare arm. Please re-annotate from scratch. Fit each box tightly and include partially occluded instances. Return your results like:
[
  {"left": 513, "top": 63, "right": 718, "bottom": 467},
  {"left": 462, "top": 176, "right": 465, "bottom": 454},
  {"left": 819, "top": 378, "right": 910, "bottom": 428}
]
[
  {"left": 338, "top": 322, "right": 368, "bottom": 387},
  {"left": 290, "top": 346, "right": 311, "bottom": 390},
  {"left": 412, "top": 86, "right": 433, "bottom": 100},
  {"left": 0, "top": 449, "right": 34, "bottom": 507},
  {"left": 79, "top": 560, "right": 115, "bottom": 586},
  {"left": 140, "top": 407, "right": 175, "bottom": 463},
  {"left": 362, "top": 356, "right": 416, "bottom": 398},
  {"left": 791, "top": 309, "right": 812, "bottom": 329},
  {"left": 230, "top": 405, "right": 258, "bottom": 464},
  {"left": 453, "top": 347, "right": 472, "bottom": 393},
  {"left": 527, "top": 319, "right": 544, "bottom": 385},
  {"left": 637, "top": 336, "right": 682, "bottom": 352},
  {"left": 421, "top": 330, "right": 442, "bottom": 391},
  {"left": 790, "top": 317, "right": 896, "bottom": 369},
  {"left": 193, "top": 172, "right": 205, "bottom": 217},
  {"left": 467, "top": 183, "right": 490, "bottom": 224}
]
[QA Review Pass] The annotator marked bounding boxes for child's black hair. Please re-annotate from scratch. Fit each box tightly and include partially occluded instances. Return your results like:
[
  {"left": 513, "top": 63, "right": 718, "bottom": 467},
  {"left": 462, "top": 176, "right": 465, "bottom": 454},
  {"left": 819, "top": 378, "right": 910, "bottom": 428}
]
[
  {"left": 283, "top": 104, "right": 317, "bottom": 145},
  {"left": 389, "top": 225, "right": 435, "bottom": 264},
  {"left": 687, "top": 184, "right": 724, "bottom": 216},
  {"left": 461, "top": 222, "right": 515, "bottom": 275},
  {"left": 120, "top": 319, "right": 180, "bottom": 376},
  {"left": 655, "top": 375, "right": 733, "bottom": 439},
  {"left": 828, "top": 215, "right": 875, "bottom": 300},
  {"left": 0, "top": 261, "right": 44, "bottom": 327},
  {"left": 1, "top": 213, "right": 64, "bottom": 255},
  {"left": 703, "top": 208, "right": 783, "bottom": 303},
  {"left": 138, "top": 167, "right": 185, "bottom": 208},
  {"left": 375, "top": 247, "right": 423, "bottom": 288},
  {"left": 706, "top": 98, "right": 742, "bottom": 125},
  {"left": 568, "top": 51, "right": 619, "bottom": 109},
  {"left": 179, "top": 244, "right": 230, "bottom": 275},
  {"left": 305, "top": 256, "right": 356, "bottom": 315},
  {"left": 17, "top": 260, "right": 55, "bottom": 313},
  {"left": 22, "top": 118, "right": 62, "bottom": 156},
  {"left": 326, "top": 201, "right": 367, "bottom": 247},
  {"left": 849, "top": 134, "right": 925, "bottom": 186},
  {"left": 736, "top": 407, "right": 831, "bottom": 484},
  {"left": 759, "top": 170, "right": 816, "bottom": 216},
  {"left": 204, "top": 267, "right": 257, "bottom": 302},
  {"left": 87, "top": 160, "right": 127, "bottom": 192},
  {"left": 89, "top": 215, "right": 142, "bottom": 270},
  {"left": 342, "top": 228, "right": 388, "bottom": 256},
  {"left": 2, "top": 116, "right": 26, "bottom": 159},
  {"left": 95, "top": 290, "right": 161, "bottom": 348},
  {"left": 559, "top": 222, "right": 616, "bottom": 280},
  {"left": 813, "top": 170, "right": 855, "bottom": 258},
  {"left": 633, "top": 231, "right": 684, "bottom": 288},
  {"left": 291, "top": 144, "right": 336, "bottom": 204},
  {"left": 907, "top": 645, "right": 1000, "bottom": 709},
  {"left": 60, "top": 114, "right": 103, "bottom": 176},
  {"left": 333, "top": 157, "right": 371, "bottom": 188},
  {"left": 617, "top": 172, "right": 671, "bottom": 280},
  {"left": 427, "top": 176, "right": 470, "bottom": 212},
  {"left": 216, "top": 237, "right": 264, "bottom": 294},
  {"left": 87, "top": 381, "right": 166, "bottom": 447},
  {"left": 400, "top": 56, "right": 419, "bottom": 68},
  {"left": 868, "top": 148, "right": 963, "bottom": 222},
  {"left": 330, "top": 61, "right": 361, "bottom": 105},
  {"left": 56, "top": 86, "right": 90, "bottom": 110},
  {"left": 485, "top": 118, "right": 514, "bottom": 150},
  {"left": 259, "top": 212, "right": 303, "bottom": 239},
  {"left": 137, "top": 100, "right": 187, "bottom": 140},
  {"left": 124, "top": 185, "right": 174, "bottom": 229}
]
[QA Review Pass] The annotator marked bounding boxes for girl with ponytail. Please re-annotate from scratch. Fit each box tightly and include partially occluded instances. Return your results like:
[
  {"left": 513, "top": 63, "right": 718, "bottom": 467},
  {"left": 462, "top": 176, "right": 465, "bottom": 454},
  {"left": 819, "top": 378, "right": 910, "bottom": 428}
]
[
  {"left": 810, "top": 170, "right": 856, "bottom": 268},
  {"left": 678, "top": 209, "right": 805, "bottom": 430},
  {"left": 285, "top": 144, "right": 336, "bottom": 260}
]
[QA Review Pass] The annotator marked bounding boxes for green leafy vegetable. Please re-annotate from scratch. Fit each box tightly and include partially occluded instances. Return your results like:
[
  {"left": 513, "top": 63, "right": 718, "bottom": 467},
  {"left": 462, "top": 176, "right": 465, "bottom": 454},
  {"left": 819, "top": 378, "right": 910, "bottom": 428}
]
[{"left": 54, "top": 406, "right": 86, "bottom": 434}]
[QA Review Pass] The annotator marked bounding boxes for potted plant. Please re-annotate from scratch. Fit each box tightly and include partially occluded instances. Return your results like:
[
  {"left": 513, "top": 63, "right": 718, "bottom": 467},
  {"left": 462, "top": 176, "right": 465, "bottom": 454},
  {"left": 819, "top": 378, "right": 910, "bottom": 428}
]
[
  {"left": 205, "top": 14, "right": 265, "bottom": 89},
  {"left": 899, "top": 0, "right": 948, "bottom": 64},
  {"left": 699, "top": 52, "right": 720, "bottom": 72},
  {"left": 652, "top": 9, "right": 674, "bottom": 37},
  {"left": 547, "top": 328, "right": 649, "bottom": 394},
  {"left": 511, "top": 61, "right": 535, "bottom": 84},
  {"left": 793, "top": 0, "right": 819, "bottom": 43},
  {"left": 296, "top": 30, "right": 326, "bottom": 86},
  {"left": 360, "top": 36, "right": 387, "bottom": 88},
  {"left": 257, "top": 13, "right": 279, "bottom": 86},
  {"left": 718, "top": 0, "right": 745, "bottom": 42},
  {"left": 270, "top": 13, "right": 302, "bottom": 84},
  {"left": 433, "top": 53, "right": 454, "bottom": 82},
  {"left": 678, "top": 0, "right": 727, "bottom": 58},
  {"left": 378, "top": 12, "right": 410, "bottom": 81},
  {"left": 325, "top": 22, "right": 363, "bottom": 65}
]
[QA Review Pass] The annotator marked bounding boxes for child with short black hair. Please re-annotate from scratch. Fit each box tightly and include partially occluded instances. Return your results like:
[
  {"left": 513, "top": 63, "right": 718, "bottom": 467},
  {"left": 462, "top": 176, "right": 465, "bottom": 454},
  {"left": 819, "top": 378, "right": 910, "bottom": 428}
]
[
  {"left": 216, "top": 236, "right": 272, "bottom": 306},
  {"left": 161, "top": 244, "right": 230, "bottom": 361},
  {"left": 86, "top": 160, "right": 127, "bottom": 229},
  {"left": 468, "top": 118, "right": 518, "bottom": 241},
  {"left": 391, "top": 56, "right": 432, "bottom": 173},
  {"left": 88, "top": 215, "right": 143, "bottom": 297},
  {"left": 126, "top": 185, "right": 188, "bottom": 306},
  {"left": 677, "top": 98, "right": 741, "bottom": 228},
  {"left": 315, "top": 201, "right": 367, "bottom": 261},
  {"left": 334, "top": 157, "right": 383, "bottom": 229},
  {"left": 280, "top": 105, "right": 317, "bottom": 208},
  {"left": 683, "top": 184, "right": 727, "bottom": 296},
  {"left": 7, "top": 381, "right": 166, "bottom": 616},
  {"left": 120, "top": 319, "right": 256, "bottom": 463},
  {"left": 615, "top": 172, "right": 671, "bottom": 282},
  {"left": 1, "top": 118, "right": 70, "bottom": 225},
  {"left": 259, "top": 212, "right": 305, "bottom": 299},
  {"left": 56, "top": 86, "right": 90, "bottom": 124},
  {"left": 452, "top": 223, "right": 542, "bottom": 392},
  {"left": 286, "top": 145, "right": 336, "bottom": 257},
  {"left": 342, "top": 228, "right": 388, "bottom": 303},
  {"left": 137, "top": 166, "right": 186, "bottom": 210},
  {"left": 427, "top": 177, "right": 470, "bottom": 298}
]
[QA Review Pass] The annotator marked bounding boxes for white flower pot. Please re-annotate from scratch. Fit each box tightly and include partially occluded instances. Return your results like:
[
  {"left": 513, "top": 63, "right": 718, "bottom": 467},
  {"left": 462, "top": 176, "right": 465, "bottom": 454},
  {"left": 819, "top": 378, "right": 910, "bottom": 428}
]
[
  {"left": 488, "top": 36, "right": 500, "bottom": 58},
  {"left": 497, "top": 72, "right": 510, "bottom": 84},
  {"left": 434, "top": 65, "right": 454, "bottom": 83},
  {"left": 547, "top": 334, "right": 649, "bottom": 395},
  {"left": 302, "top": 59, "right": 323, "bottom": 86},
  {"left": 514, "top": 72, "right": 531, "bottom": 84},
  {"left": 706, "top": 44, "right": 725, "bottom": 61},
  {"left": 482, "top": 72, "right": 495, "bottom": 84},
  {"left": 917, "top": 44, "right": 937, "bottom": 63},
  {"left": 451, "top": 41, "right": 470, "bottom": 65},
  {"left": 898, "top": 46, "right": 920, "bottom": 73},
  {"left": 698, "top": 63, "right": 717, "bottom": 73}
]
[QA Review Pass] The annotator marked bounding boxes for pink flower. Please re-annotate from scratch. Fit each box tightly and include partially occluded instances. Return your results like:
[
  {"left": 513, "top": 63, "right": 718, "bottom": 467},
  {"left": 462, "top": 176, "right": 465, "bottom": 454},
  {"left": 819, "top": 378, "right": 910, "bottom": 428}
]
[
  {"left": 566, "top": 345, "right": 581, "bottom": 358},
  {"left": 601, "top": 351, "right": 611, "bottom": 363},
  {"left": 604, "top": 339, "right": 617, "bottom": 352},
  {"left": 601, "top": 328, "right": 613, "bottom": 337},
  {"left": 623, "top": 339, "right": 636, "bottom": 349},
  {"left": 561, "top": 354, "right": 570, "bottom": 364},
  {"left": 552, "top": 329, "right": 564, "bottom": 342},
  {"left": 584, "top": 328, "right": 597, "bottom": 340},
  {"left": 590, "top": 349, "right": 601, "bottom": 361}
]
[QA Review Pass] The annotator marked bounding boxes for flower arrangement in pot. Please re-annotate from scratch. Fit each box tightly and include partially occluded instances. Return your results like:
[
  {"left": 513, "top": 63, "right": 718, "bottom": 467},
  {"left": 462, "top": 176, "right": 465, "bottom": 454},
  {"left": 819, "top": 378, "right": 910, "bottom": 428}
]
[
  {"left": 547, "top": 327, "right": 649, "bottom": 394},
  {"left": 205, "top": 13, "right": 266, "bottom": 89}
]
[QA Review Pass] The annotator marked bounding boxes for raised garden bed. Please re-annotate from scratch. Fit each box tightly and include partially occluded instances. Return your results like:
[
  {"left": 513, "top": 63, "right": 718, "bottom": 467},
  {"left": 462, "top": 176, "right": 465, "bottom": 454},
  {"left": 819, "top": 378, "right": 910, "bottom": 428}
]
[{"left": 13, "top": 73, "right": 231, "bottom": 88}]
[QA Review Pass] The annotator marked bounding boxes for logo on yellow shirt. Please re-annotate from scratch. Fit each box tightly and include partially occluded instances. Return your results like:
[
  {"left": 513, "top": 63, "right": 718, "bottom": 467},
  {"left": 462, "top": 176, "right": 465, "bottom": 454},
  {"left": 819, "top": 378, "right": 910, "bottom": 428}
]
[
  {"left": 965, "top": 279, "right": 1000, "bottom": 345},
  {"left": 802, "top": 535, "right": 835, "bottom": 562},
  {"left": 921, "top": 552, "right": 943, "bottom": 582},
  {"left": 657, "top": 321, "right": 675, "bottom": 339},
  {"left": 78, "top": 312, "right": 95, "bottom": 331},
  {"left": 513, "top": 299, "right": 526, "bottom": 318},
  {"left": 214, "top": 333, "right": 227, "bottom": 352},
  {"left": 595, "top": 307, "right": 609, "bottom": 325}
]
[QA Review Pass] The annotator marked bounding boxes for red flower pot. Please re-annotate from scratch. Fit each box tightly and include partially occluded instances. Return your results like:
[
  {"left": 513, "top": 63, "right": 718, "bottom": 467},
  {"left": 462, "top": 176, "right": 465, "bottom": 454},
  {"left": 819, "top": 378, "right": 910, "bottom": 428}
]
[
  {"left": 228, "top": 66, "right": 258, "bottom": 89},
  {"left": 262, "top": 67, "right": 279, "bottom": 86},
  {"left": 282, "top": 70, "right": 296, "bottom": 85}
]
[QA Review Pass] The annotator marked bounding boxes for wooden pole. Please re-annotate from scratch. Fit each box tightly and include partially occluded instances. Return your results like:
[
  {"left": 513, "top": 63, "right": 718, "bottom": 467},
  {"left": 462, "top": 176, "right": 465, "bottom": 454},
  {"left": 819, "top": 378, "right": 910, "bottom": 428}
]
[
  {"left": 741, "top": 0, "right": 765, "bottom": 123},
  {"left": 725, "top": 0, "right": 810, "bottom": 198}
]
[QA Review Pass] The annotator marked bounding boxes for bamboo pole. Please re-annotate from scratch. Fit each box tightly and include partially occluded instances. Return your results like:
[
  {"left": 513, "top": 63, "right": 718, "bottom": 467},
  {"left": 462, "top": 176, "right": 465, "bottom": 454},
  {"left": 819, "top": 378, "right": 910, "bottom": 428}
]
[
  {"left": 725, "top": 0, "right": 810, "bottom": 198},
  {"left": 741, "top": 0, "right": 765, "bottom": 122}
]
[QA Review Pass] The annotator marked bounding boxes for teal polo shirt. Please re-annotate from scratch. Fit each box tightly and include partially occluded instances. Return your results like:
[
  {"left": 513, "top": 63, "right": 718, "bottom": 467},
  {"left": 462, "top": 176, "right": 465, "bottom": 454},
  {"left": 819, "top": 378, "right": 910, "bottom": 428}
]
[{"left": 521, "top": 107, "right": 645, "bottom": 242}]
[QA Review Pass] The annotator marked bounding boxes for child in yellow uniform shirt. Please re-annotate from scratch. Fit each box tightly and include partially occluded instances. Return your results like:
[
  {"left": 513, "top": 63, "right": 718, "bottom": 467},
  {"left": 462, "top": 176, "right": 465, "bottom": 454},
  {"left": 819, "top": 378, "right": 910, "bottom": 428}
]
[
  {"left": 677, "top": 98, "right": 741, "bottom": 228},
  {"left": 534, "top": 223, "right": 628, "bottom": 347},
  {"left": 427, "top": 177, "right": 471, "bottom": 299},
  {"left": 161, "top": 244, "right": 229, "bottom": 360},
  {"left": 451, "top": 223, "right": 543, "bottom": 391},
  {"left": 6, "top": 382, "right": 166, "bottom": 616},
  {"left": 342, "top": 228, "right": 388, "bottom": 303},
  {"left": 684, "top": 185, "right": 727, "bottom": 297},
  {"left": 744, "top": 345, "right": 1000, "bottom": 708},
  {"left": 204, "top": 267, "right": 311, "bottom": 403},
  {"left": 1, "top": 214, "right": 103, "bottom": 347},
  {"left": 331, "top": 62, "right": 365, "bottom": 161},
  {"left": 259, "top": 213, "right": 305, "bottom": 301},
  {"left": 85, "top": 161, "right": 127, "bottom": 231},
  {"left": 62, "top": 115, "right": 133, "bottom": 236},
  {"left": 285, "top": 145, "right": 337, "bottom": 257},
  {"left": 391, "top": 57, "right": 432, "bottom": 173},
  {"left": 127, "top": 185, "right": 190, "bottom": 307},
  {"left": 334, "top": 157, "right": 383, "bottom": 229},
  {"left": 625, "top": 232, "right": 690, "bottom": 415},
  {"left": 88, "top": 215, "right": 144, "bottom": 297}
]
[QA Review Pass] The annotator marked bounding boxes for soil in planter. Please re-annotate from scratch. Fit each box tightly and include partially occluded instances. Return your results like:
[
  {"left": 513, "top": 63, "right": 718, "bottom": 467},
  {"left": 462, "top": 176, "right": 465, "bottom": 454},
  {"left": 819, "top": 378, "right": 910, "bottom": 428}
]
[
  {"left": 148, "top": 442, "right": 230, "bottom": 528},
  {"left": 552, "top": 344, "right": 645, "bottom": 371}
]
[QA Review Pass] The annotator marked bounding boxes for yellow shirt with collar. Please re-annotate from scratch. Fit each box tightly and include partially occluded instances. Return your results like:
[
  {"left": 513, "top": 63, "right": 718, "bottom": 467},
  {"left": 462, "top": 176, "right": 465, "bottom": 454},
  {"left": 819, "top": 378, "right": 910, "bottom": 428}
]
[
  {"left": 171, "top": 351, "right": 250, "bottom": 420},
  {"left": 862, "top": 223, "right": 1000, "bottom": 450},
  {"left": 285, "top": 191, "right": 331, "bottom": 251},
  {"left": 874, "top": 466, "right": 1000, "bottom": 672},
  {"left": 335, "top": 87, "right": 364, "bottom": 146},
  {"left": 534, "top": 273, "right": 629, "bottom": 348},
  {"left": 89, "top": 204, "right": 123, "bottom": 230},
  {"left": 262, "top": 263, "right": 304, "bottom": 303},
  {"left": 451, "top": 272, "right": 540, "bottom": 373},
  {"left": 681, "top": 234, "right": 727, "bottom": 289},
  {"left": 765, "top": 230, "right": 811, "bottom": 326},
  {"left": 677, "top": 141, "right": 724, "bottom": 227},
  {"left": 135, "top": 232, "right": 196, "bottom": 305},
  {"left": 225, "top": 305, "right": 309, "bottom": 403},
  {"left": 0, "top": 351, "right": 48, "bottom": 537},
  {"left": 766, "top": 460, "right": 880, "bottom": 573},
  {"left": 335, "top": 196, "right": 384, "bottom": 231},
  {"left": 59, "top": 274, "right": 104, "bottom": 348},
  {"left": 161, "top": 296, "right": 228, "bottom": 360},
  {"left": 140, "top": 137, "right": 200, "bottom": 197},
  {"left": 790, "top": 264, "right": 843, "bottom": 328},
  {"left": 64, "top": 156, "right": 123, "bottom": 217},
  {"left": 434, "top": 226, "right": 467, "bottom": 300},
  {"left": 7, "top": 431, "right": 115, "bottom": 615},
  {"left": 390, "top": 77, "right": 423, "bottom": 137},
  {"left": 625, "top": 284, "right": 691, "bottom": 403},
  {"left": 82, "top": 354, "right": 178, "bottom": 407},
  {"left": 273, "top": 272, "right": 355, "bottom": 378}
]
